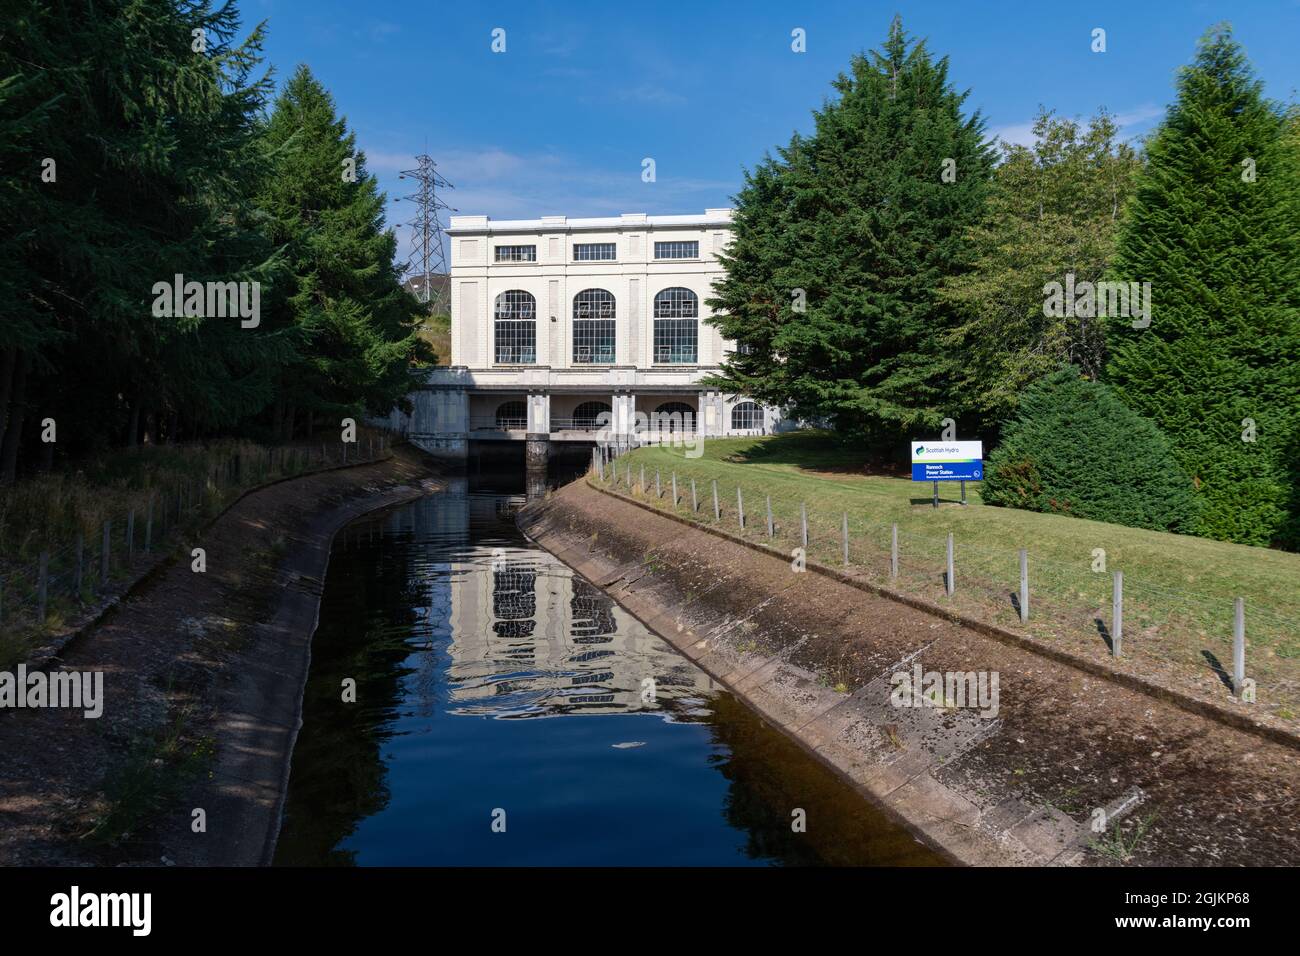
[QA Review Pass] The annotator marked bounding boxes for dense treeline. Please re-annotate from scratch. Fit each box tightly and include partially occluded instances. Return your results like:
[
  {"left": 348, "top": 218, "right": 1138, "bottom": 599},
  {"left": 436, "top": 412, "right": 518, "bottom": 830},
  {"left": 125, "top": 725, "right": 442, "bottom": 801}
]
[
  {"left": 0, "top": 0, "right": 428, "bottom": 483},
  {"left": 709, "top": 18, "right": 1300, "bottom": 549}
]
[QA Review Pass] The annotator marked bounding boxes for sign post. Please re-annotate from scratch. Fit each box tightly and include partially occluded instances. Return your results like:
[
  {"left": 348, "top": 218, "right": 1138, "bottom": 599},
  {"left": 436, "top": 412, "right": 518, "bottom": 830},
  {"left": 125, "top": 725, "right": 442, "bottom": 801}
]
[{"left": 911, "top": 440, "right": 984, "bottom": 507}]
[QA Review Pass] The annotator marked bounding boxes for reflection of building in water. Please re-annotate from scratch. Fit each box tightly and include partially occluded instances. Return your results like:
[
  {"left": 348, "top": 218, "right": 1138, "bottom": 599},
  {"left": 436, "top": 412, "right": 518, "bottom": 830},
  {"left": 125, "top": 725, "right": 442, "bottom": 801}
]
[
  {"left": 570, "top": 577, "right": 617, "bottom": 642},
  {"left": 446, "top": 547, "right": 712, "bottom": 717},
  {"left": 492, "top": 562, "right": 536, "bottom": 639}
]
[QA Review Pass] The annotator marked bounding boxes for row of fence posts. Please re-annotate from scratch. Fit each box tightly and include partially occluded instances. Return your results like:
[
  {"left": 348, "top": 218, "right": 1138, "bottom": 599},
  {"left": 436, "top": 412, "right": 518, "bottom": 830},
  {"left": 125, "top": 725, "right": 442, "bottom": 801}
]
[
  {"left": 19, "top": 481, "right": 197, "bottom": 628},
  {"left": 10, "top": 432, "right": 392, "bottom": 630},
  {"left": 591, "top": 452, "right": 1254, "bottom": 701}
]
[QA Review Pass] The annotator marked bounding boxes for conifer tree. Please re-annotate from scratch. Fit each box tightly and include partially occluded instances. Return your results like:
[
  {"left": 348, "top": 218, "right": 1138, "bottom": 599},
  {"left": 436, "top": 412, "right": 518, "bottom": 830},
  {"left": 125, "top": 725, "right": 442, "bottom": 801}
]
[
  {"left": 982, "top": 368, "right": 1197, "bottom": 532},
  {"left": 256, "top": 65, "right": 429, "bottom": 438},
  {"left": 0, "top": 0, "right": 283, "bottom": 473},
  {"left": 706, "top": 17, "right": 995, "bottom": 446},
  {"left": 1103, "top": 25, "right": 1300, "bottom": 547}
]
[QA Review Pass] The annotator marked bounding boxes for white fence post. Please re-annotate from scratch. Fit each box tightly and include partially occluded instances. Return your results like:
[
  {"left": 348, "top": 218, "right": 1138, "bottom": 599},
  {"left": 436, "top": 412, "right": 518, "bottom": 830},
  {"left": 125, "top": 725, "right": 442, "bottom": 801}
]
[
  {"left": 945, "top": 532, "right": 955, "bottom": 595},
  {"left": 1232, "top": 597, "right": 1247, "bottom": 698},
  {"left": 1112, "top": 570, "right": 1124, "bottom": 657},
  {"left": 1019, "top": 548, "right": 1029, "bottom": 623}
]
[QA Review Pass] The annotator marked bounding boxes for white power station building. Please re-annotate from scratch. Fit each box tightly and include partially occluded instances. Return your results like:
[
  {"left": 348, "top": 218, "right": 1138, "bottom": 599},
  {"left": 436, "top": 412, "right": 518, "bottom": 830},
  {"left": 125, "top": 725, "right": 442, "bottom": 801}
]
[{"left": 391, "top": 208, "right": 779, "bottom": 469}]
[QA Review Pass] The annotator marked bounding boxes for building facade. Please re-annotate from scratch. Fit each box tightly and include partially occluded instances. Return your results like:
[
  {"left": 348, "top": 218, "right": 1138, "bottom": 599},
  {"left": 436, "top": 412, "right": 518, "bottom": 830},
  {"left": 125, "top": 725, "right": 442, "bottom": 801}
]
[{"left": 391, "top": 209, "right": 778, "bottom": 468}]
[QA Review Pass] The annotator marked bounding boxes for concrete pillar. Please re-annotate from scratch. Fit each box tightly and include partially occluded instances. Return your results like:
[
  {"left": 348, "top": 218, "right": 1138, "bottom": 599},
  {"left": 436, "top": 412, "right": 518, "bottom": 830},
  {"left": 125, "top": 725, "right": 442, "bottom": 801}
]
[
  {"left": 526, "top": 390, "right": 550, "bottom": 497},
  {"left": 612, "top": 392, "right": 638, "bottom": 447},
  {"left": 701, "top": 390, "right": 724, "bottom": 437},
  {"left": 525, "top": 436, "right": 549, "bottom": 498},
  {"left": 526, "top": 391, "right": 550, "bottom": 434}
]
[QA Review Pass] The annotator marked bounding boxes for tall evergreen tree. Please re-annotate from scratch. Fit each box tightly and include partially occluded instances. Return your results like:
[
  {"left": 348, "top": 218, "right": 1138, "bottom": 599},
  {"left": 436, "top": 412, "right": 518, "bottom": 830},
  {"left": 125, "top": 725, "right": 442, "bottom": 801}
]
[
  {"left": 255, "top": 65, "right": 429, "bottom": 437},
  {"left": 941, "top": 110, "right": 1141, "bottom": 420},
  {"left": 1103, "top": 25, "right": 1300, "bottom": 548},
  {"left": 706, "top": 17, "right": 995, "bottom": 446},
  {"left": 0, "top": 0, "right": 285, "bottom": 477}
]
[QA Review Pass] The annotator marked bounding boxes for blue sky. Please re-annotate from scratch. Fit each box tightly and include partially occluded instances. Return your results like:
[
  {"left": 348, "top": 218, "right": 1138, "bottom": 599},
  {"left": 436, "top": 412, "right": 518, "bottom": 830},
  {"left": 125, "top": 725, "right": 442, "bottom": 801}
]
[{"left": 246, "top": 0, "right": 1300, "bottom": 263}]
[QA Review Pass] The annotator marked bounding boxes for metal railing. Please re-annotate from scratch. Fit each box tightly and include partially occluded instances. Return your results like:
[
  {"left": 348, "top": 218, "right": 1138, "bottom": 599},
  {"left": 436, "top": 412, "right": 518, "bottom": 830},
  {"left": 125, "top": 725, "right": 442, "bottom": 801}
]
[
  {"left": 549, "top": 417, "right": 607, "bottom": 432},
  {"left": 468, "top": 418, "right": 703, "bottom": 438},
  {"left": 470, "top": 417, "right": 527, "bottom": 431}
]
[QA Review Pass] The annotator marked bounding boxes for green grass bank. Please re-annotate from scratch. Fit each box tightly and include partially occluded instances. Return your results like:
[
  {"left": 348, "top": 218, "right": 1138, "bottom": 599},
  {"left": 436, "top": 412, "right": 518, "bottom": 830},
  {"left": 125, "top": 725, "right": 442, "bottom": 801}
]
[{"left": 610, "top": 432, "right": 1300, "bottom": 722}]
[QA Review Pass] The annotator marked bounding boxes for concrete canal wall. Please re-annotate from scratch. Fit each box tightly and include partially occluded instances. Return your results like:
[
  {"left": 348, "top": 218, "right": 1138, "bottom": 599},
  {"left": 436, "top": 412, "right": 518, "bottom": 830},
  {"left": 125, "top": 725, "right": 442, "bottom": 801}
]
[{"left": 519, "top": 479, "right": 1300, "bottom": 867}]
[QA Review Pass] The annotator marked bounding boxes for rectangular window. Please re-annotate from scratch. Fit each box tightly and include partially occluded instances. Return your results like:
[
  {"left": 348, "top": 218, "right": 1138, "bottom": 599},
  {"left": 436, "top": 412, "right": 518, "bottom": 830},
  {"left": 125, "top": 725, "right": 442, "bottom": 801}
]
[
  {"left": 495, "top": 244, "right": 537, "bottom": 262},
  {"left": 573, "top": 242, "right": 616, "bottom": 262},
  {"left": 654, "top": 240, "right": 699, "bottom": 260},
  {"left": 653, "top": 319, "right": 697, "bottom": 364},
  {"left": 573, "top": 321, "right": 616, "bottom": 364},
  {"left": 494, "top": 321, "right": 536, "bottom": 364}
]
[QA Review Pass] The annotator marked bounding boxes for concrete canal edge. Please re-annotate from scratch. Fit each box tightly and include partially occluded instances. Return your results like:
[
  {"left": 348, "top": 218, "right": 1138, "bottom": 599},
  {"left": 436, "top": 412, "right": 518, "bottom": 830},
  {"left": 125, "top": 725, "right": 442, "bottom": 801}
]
[
  {"left": 518, "top": 479, "right": 1300, "bottom": 867},
  {"left": 168, "top": 447, "right": 444, "bottom": 866},
  {"left": 581, "top": 479, "right": 1300, "bottom": 754},
  {"left": 519, "top": 488, "right": 1017, "bottom": 866}
]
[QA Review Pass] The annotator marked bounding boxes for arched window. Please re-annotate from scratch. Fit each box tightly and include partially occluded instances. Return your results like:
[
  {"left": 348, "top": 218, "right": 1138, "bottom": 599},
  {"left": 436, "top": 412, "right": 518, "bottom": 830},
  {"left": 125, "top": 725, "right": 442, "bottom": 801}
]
[
  {"left": 571, "top": 400, "right": 612, "bottom": 430},
  {"left": 653, "top": 288, "right": 698, "bottom": 364},
  {"left": 731, "top": 401, "right": 763, "bottom": 431},
  {"left": 653, "top": 401, "right": 696, "bottom": 434},
  {"left": 572, "top": 289, "right": 616, "bottom": 364},
  {"left": 494, "top": 290, "right": 536, "bottom": 364},
  {"left": 495, "top": 400, "right": 526, "bottom": 430}
]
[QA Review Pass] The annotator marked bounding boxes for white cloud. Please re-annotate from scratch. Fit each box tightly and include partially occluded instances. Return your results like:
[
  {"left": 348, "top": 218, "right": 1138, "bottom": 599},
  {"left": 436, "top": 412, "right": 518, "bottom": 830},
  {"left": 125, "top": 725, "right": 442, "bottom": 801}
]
[
  {"left": 989, "top": 121, "right": 1037, "bottom": 148},
  {"left": 1112, "top": 104, "right": 1164, "bottom": 127},
  {"left": 990, "top": 103, "right": 1166, "bottom": 149}
]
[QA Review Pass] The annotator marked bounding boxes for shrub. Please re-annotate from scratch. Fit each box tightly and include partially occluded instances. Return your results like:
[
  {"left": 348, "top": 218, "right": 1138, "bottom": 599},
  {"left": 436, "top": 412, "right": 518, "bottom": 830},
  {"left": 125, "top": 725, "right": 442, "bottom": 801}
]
[{"left": 982, "top": 369, "right": 1198, "bottom": 532}]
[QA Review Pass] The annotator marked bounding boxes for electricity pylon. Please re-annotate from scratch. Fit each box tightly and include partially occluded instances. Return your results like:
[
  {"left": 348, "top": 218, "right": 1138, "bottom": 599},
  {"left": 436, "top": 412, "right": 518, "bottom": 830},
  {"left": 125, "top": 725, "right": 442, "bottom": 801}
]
[{"left": 398, "top": 154, "right": 455, "bottom": 315}]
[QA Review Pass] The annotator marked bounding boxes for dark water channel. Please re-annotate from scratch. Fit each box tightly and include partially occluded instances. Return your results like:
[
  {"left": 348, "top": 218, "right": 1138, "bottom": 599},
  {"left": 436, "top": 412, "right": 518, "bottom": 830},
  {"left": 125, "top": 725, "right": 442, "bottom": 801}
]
[{"left": 273, "top": 468, "right": 944, "bottom": 866}]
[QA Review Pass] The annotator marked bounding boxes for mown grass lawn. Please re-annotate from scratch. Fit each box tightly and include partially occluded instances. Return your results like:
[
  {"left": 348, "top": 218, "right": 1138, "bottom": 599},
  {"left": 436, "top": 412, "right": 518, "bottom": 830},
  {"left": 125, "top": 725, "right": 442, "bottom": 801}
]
[{"left": 608, "top": 431, "right": 1300, "bottom": 719}]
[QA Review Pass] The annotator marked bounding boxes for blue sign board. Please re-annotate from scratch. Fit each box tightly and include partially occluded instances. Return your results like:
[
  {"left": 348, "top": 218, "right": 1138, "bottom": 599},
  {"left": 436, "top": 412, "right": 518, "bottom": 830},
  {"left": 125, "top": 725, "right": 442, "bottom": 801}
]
[{"left": 910, "top": 440, "right": 984, "bottom": 482}]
